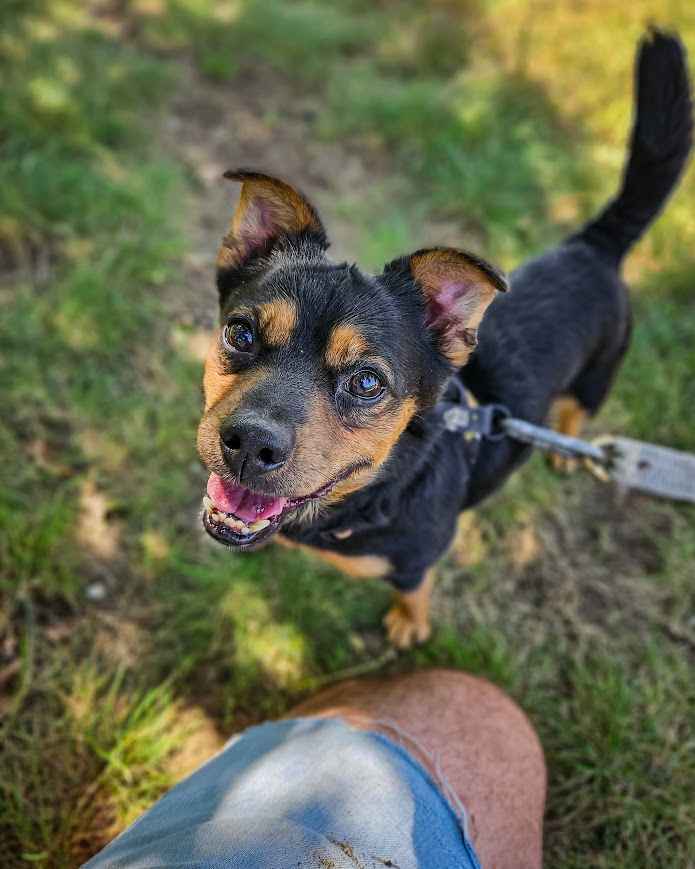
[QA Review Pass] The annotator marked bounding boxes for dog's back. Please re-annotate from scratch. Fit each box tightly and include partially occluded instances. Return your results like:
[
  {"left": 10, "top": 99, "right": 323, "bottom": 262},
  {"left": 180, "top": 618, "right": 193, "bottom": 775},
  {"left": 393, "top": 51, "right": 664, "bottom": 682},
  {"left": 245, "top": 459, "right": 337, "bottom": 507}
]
[{"left": 464, "top": 29, "right": 693, "bottom": 505}]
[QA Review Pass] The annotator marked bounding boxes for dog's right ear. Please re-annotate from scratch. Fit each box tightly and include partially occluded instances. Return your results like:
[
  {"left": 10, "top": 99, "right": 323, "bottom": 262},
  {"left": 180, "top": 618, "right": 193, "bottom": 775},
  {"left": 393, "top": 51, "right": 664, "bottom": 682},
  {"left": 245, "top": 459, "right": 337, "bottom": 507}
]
[
  {"left": 384, "top": 246, "right": 507, "bottom": 368},
  {"left": 216, "top": 170, "right": 327, "bottom": 296}
]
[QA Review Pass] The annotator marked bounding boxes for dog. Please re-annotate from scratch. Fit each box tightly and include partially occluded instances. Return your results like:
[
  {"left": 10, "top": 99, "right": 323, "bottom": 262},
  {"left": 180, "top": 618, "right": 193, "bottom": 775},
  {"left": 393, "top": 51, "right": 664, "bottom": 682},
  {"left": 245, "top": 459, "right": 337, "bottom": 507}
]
[{"left": 197, "top": 30, "right": 692, "bottom": 648}]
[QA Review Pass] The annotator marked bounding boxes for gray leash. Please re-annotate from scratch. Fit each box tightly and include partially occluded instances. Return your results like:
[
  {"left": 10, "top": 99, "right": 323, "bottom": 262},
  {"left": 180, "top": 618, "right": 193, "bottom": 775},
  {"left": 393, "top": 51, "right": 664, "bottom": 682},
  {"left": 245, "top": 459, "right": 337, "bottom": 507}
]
[
  {"left": 439, "top": 383, "right": 695, "bottom": 504},
  {"left": 501, "top": 416, "right": 607, "bottom": 464},
  {"left": 503, "top": 416, "right": 695, "bottom": 504}
]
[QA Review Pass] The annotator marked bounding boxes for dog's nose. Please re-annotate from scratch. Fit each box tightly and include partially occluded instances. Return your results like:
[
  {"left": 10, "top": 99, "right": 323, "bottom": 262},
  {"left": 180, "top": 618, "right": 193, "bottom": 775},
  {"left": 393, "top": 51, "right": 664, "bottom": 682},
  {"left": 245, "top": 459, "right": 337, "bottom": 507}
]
[{"left": 220, "top": 414, "right": 294, "bottom": 480}]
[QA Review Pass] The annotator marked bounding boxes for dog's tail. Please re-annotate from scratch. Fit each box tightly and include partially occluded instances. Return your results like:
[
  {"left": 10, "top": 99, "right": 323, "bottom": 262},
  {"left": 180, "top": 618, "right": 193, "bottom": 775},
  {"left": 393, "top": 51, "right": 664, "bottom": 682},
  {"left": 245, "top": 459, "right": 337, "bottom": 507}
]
[{"left": 573, "top": 28, "right": 692, "bottom": 262}]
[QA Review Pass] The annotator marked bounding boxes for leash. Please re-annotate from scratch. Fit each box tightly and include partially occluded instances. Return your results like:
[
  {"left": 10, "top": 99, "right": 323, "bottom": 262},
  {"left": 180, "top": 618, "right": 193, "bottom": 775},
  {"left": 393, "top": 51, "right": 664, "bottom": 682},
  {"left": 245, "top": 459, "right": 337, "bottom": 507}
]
[{"left": 438, "top": 378, "right": 695, "bottom": 504}]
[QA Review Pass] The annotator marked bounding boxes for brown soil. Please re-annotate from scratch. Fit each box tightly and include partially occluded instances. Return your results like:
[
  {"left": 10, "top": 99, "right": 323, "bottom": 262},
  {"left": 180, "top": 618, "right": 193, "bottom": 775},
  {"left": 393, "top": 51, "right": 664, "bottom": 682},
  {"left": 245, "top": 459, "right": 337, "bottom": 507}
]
[
  {"left": 164, "top": 59, "right": 468, "bottom": 329},
  {"left": 165, "top": 61, "right": 384, "bottom": 329}
]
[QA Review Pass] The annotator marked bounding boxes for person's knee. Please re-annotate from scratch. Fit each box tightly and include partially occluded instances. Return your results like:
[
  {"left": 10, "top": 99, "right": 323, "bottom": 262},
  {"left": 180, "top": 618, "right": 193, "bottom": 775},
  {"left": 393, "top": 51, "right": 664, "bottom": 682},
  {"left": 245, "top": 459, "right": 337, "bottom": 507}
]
[
  {"left": 435, "top": 670, "right": 546, "bottom": 789},
  {"left": 289, "top": 668, "right": 546, "bottom": 869}
]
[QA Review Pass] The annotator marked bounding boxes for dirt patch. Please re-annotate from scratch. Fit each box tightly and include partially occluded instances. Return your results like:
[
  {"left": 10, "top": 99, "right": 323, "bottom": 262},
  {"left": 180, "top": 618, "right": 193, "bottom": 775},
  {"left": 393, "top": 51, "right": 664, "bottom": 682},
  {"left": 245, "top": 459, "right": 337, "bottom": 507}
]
[
  {"left": 163, "top": 62, "right": 376, "bottom": 327},
  {"left": 162, "top": 59, "right": 469, "bottom": 329},
  {"left": 437, "top": 477, "right": 695, "bottom": 659}
]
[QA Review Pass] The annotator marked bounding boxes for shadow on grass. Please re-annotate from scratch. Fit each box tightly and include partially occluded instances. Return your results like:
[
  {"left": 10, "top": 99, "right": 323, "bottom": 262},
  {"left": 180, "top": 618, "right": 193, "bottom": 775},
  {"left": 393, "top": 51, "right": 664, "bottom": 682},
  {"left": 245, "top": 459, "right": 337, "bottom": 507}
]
[{"left": 151, "top": 541, "right": 393, "bottom": 722}]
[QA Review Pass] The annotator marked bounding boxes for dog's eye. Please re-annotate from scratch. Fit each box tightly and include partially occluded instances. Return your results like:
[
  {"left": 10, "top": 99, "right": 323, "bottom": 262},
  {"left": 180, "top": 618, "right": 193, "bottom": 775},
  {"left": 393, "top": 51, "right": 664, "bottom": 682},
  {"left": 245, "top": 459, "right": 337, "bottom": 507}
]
[
  {"left": 346, "top": 369, "right": 384, "bottom": 400},
  {"left": 223, "top": 320, "right": 255, "bottom": 353}
]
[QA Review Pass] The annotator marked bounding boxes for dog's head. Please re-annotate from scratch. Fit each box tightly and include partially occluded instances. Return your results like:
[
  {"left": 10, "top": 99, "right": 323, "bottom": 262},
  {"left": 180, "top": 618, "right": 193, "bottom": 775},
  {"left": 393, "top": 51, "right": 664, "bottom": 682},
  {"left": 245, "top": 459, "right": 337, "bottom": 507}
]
[{"left": 197, "top": 170, "right": 506, "bottom": 549}]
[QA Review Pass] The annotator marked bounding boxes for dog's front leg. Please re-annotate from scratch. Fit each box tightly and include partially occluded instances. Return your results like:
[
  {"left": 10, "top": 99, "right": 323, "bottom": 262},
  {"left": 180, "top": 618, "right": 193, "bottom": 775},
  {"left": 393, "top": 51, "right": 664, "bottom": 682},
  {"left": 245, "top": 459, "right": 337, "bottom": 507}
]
[{"left": 383, "top": 569, "right": 435, "bottom": 650}]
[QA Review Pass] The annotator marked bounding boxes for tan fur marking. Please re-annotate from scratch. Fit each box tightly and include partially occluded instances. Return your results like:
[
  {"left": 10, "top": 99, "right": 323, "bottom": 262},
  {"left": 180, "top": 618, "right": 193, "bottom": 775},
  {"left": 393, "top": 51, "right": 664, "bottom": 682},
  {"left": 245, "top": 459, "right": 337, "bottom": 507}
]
[
  {"left": 324, "top": 324, "right": 369, "bottom": 369},
  {"left": 197, "top": 332, "right": 271, "bottom": 472},
  {"left": 202, "top": 332, "right": 237, "bottom": 412},
  {"left": 325, "top": 397, "right": 418, "bottom": 503},
  {"left": 202, "top": 328, "right": 269, "bottom": 413},
  {"left": 276, "top": 535, "right": 390, "bottom": 579},
  {"left": 383, "top": 568, "right": 435, "bottom": 649},
  {"left": 258, "top": 299, "right": 297, "bottom": 347},
  {"left": 551, "top": 395, "right": 587, "bottom": 438},
  {"left": 549, "top": 395, "right": 588, "bottom": 473},
  {"left": 274, "top": 389, "right": 417, "bottom": 504}
]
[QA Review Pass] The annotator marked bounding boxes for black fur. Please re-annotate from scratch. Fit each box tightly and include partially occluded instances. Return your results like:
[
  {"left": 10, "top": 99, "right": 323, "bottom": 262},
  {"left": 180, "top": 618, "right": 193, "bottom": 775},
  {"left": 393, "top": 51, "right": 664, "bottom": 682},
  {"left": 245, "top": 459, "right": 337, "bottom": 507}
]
[{"left": 217, "top": 230, "right": 330, "bottom": 310}]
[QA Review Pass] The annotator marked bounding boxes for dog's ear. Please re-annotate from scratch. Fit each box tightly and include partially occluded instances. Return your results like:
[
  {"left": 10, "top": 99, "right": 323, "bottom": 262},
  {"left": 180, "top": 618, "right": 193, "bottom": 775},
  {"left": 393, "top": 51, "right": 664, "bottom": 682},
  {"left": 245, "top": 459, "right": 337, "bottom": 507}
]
[
  {"left": 217, "top": 169, "right": 327, "bottom": 278},
  {"left": 386, "top": 247, "right": 508, "bottom": 367}
]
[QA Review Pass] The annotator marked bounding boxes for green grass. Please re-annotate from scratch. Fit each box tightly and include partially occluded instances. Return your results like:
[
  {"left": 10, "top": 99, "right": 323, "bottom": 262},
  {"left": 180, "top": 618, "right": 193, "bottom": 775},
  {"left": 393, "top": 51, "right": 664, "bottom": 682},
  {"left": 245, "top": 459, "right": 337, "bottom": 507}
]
[{"left": 1, "top": 1, "right": 694, "bottom": 866}]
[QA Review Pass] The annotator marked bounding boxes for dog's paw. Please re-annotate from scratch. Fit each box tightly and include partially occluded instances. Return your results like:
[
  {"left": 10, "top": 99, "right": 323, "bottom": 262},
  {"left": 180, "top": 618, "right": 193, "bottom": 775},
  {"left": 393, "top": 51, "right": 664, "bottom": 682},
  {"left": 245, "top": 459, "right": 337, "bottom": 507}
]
[
  {"left": 383, "top": 605, "right": 431, "bottom": 650},
  {"left": 548, "top": 452, "right": 579, "bottom": 474}
]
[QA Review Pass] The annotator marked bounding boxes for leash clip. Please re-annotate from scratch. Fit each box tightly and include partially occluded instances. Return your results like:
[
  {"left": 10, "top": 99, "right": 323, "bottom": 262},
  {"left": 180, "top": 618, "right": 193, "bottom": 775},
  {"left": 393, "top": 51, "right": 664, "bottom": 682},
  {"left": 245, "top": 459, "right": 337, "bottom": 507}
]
[
  {"left": 440, "top": 378, "right": 510, "bottom": 441},
  {"left": 467, "top": 404, "right": 511, "bottom": 441}
]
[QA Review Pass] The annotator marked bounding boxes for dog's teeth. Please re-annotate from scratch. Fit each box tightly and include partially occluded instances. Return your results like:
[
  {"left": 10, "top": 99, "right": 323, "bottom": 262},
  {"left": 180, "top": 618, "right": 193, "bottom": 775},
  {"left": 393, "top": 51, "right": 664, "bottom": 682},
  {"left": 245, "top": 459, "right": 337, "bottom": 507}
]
[
  {"left": 210, "top": 508, "right": 262, "bottom": 536},
  {"left": 222, "top": 516, "right": 249, "bottom": 534}
]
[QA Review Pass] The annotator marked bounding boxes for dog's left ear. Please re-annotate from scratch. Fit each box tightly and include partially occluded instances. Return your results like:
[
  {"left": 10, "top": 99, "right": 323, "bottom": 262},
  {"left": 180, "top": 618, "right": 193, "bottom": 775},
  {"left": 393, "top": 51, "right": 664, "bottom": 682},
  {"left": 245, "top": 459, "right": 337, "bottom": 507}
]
[
  {"left": 217, "top": 169, "right": 327, "bottom": 279},
  {"left": 386, "top": 247, "right": 508, "bottom": 367}
]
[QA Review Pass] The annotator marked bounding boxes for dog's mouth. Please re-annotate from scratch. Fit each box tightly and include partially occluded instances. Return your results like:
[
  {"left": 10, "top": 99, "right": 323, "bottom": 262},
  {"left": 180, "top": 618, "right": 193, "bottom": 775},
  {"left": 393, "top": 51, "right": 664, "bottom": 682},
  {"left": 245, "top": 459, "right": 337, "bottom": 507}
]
[{"left": 201, "top": 470, "right": 357, "bottom": 549}]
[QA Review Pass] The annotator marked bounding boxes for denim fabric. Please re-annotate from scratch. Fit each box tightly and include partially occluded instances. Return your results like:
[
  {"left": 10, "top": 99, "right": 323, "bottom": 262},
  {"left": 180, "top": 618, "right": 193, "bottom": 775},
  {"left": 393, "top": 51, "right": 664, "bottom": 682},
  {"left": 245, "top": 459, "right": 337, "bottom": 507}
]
[{"left": 84, "top": 717, "right": 481, "bottom": 869}]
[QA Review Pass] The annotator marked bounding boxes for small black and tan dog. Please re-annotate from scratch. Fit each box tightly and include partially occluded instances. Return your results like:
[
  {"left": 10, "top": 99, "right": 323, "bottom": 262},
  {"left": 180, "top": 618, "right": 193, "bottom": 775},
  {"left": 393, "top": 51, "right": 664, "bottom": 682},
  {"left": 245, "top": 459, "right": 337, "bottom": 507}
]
[{"left": 197, "top": 31, "right": 692, "bottom": 648}]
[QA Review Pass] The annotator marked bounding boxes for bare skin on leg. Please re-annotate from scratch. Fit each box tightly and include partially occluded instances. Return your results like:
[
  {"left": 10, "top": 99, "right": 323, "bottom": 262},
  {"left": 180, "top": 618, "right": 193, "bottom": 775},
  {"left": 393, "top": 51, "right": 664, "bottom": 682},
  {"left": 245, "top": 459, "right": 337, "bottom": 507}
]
[
  {"left": 383, "top": 568, "right": 435, "bottom": 649},
  {"left": 287, "top": 669, "right": 546, "bottom": 869},
  {"left": 549, "top": 394, "right": 588, "bottom": 473}
]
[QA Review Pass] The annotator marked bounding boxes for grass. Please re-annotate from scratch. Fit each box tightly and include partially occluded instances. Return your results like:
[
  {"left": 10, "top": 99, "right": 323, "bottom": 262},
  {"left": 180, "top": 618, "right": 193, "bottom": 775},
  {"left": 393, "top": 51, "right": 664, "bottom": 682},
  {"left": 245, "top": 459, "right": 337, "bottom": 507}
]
[{"left": 1, "top": 0, "right": 694, "bottom": 866}]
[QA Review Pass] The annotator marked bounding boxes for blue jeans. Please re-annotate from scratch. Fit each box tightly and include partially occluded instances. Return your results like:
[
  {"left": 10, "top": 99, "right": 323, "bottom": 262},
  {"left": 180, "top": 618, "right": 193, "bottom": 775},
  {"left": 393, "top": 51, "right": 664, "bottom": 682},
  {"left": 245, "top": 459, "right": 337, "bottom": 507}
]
[{"left": 84, "top": 716, "right": 482, "bottom": 868}]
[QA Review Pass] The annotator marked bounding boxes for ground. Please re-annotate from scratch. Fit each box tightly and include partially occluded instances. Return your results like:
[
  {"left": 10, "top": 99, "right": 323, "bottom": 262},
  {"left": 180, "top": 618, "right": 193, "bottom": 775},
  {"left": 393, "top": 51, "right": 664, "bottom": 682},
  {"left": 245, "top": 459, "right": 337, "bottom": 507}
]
[{"left": 1, "top": 2, "right": 694, "bottom": 867}]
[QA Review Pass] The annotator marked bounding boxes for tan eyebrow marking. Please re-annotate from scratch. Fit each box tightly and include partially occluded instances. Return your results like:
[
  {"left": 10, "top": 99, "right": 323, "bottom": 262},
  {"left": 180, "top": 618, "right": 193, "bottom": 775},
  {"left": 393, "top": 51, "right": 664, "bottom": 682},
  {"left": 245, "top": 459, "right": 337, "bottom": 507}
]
[
  {"left": 257, "top": 299, "right": 298, "bottom": 347},
  {"left": 325, "top": 323, "right": 369, "bottom": 368},
  {"left": 202, "top": 331, "right": 271, "bottom": 412}
]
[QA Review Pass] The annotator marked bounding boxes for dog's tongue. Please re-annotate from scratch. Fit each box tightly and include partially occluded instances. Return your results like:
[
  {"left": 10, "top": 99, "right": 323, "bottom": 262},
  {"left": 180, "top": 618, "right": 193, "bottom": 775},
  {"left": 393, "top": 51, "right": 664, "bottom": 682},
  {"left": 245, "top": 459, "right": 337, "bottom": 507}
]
[{"left": 207, "top": 473, "right": 287, "bottom": 522}]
